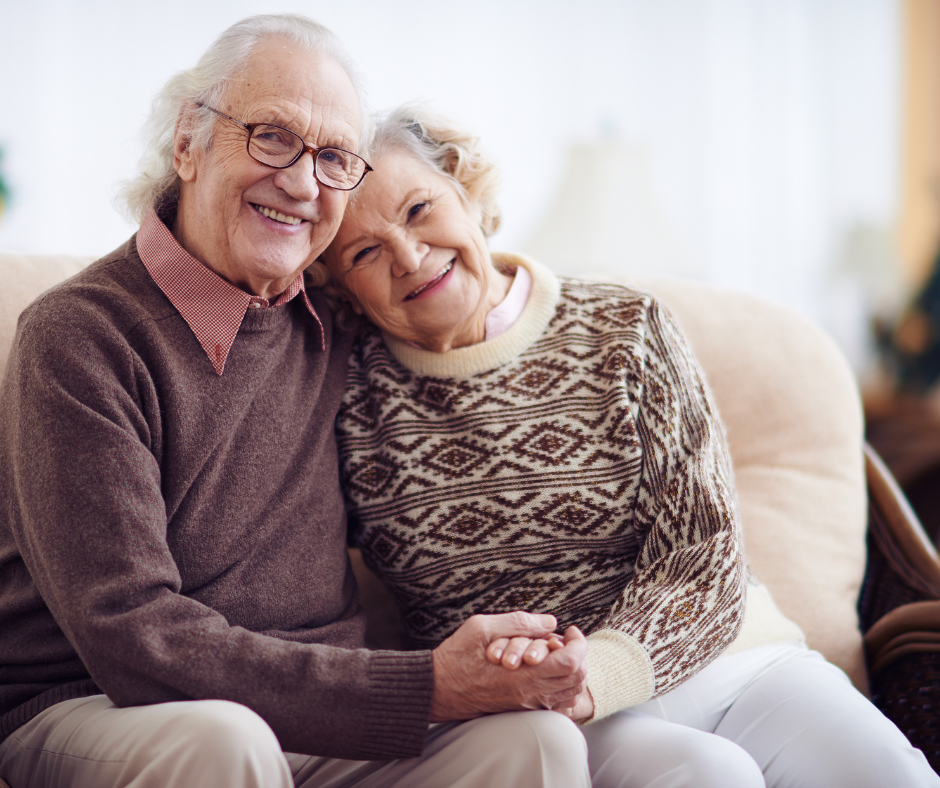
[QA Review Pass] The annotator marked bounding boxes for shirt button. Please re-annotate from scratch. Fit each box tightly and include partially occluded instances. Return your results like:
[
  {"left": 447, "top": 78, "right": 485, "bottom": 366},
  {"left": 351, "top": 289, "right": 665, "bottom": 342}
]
[{"left": 248, "top": 302, "right": 261, "bottom": 309}]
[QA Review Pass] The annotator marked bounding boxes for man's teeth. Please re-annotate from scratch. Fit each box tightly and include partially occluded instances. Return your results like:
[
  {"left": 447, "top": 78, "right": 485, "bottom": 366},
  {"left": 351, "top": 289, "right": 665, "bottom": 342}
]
[
  {"left": 254, "top": 204, "right": 302, "bottom": 225},
  {"left": 408, "top": 261, "right": 453, "bottom": 299}
]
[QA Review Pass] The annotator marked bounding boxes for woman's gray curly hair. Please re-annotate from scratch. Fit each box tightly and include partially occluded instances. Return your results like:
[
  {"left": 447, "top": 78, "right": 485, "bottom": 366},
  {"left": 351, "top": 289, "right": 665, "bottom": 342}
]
[
  {"left": 361, "top": 105, "right": 502, "bottom": 236},
  {"left": 116, "top": 13, "right": 367, "bottom": 224},
  {"left": 308, "top": 105, "right": 502, "bottom": 290}
]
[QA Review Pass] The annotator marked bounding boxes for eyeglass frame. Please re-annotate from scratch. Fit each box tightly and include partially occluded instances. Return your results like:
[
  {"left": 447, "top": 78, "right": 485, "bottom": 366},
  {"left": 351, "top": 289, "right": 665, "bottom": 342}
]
[{"left": 196, "top": 103, "right": 373, "bottom": 191}]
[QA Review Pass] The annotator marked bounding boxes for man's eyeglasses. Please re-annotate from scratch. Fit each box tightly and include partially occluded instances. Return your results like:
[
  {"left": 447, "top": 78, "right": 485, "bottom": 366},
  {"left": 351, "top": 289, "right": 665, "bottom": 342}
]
[{"left": 198, "top": 104, "right": 372, "bottom": 191}]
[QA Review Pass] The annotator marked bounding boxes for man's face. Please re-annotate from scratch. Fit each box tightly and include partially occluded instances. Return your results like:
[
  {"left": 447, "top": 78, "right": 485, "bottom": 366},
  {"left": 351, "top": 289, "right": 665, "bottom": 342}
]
[{"left": 174, "top": 36, "right": 361, "bottom": 299}]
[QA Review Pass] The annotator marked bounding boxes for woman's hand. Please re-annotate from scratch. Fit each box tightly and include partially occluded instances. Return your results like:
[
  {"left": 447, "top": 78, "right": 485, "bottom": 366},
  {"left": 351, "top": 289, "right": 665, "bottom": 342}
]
[
  {"left": 557, "top": 686, "right": 595, "bottom": 720},
  {"left": 486, "top": 634, "right": 565, "bottom": 669}
]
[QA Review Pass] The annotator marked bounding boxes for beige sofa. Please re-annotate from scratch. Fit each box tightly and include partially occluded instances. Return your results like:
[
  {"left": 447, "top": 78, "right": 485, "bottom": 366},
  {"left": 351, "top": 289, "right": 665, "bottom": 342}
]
[
  {"left": 18, "top": 253, "right": 940, "bottom": 788},
  {"left": 4, "top": 250, "right": 939, "bottom": 784},
  {"left": 0, "top": 253, "right": 940, "bottom": 776}
]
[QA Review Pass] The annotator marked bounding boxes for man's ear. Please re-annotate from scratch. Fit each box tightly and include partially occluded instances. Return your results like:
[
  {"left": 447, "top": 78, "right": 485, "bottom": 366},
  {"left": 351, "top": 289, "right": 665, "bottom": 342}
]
[{"left": 174, "top": 105, "right": 199, "bottom": 183}]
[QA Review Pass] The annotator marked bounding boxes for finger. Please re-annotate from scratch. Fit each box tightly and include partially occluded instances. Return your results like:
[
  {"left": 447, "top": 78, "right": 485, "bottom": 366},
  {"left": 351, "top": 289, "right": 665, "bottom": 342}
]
[
  {"left": 486, "top": 637, "right": 510, "bottom": 664},
  {"left": 553, "top": 682, "right": 591, "bottom": 709},
  {"left": 551, "top": 695, "right": 579, "bottom": 714},
  {"left": 474, "top": 611, "right": 558, "bottom": 641},
  {"left": 547, "top": 636, "right": 565, "bottom": 651},
  {"left": 522, "top": 639, "right": 551, "bottom": 666},
  {"left": 531, "top": 637, "right": 588, "bottom": 679},
  {"left": 501, "top": 637, "right": 535, "bottom": 669},
  {"left": 562, "top": 625, "right": 587, "bottom": 645}
]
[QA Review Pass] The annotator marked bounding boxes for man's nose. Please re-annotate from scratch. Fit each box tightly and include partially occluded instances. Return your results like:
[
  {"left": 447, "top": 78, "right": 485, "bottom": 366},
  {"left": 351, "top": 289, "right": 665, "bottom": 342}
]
[{"left": 272, "top": 150, "right": 320, "bottom": 203}]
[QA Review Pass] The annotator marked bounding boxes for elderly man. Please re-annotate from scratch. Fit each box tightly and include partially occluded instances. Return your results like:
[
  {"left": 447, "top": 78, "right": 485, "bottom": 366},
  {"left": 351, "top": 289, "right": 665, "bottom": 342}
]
[{"left": 0, "top": 14, "right": 589, "bottom": 788}]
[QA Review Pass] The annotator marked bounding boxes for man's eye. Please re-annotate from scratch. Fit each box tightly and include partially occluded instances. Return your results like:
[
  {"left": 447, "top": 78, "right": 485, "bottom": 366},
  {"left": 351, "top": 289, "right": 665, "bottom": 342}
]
[
  {"left": 352, "top": 246, "right": 376, "bottom": 264},
  {"left": 407, "top": 202, "right": 427, "bottom": 220}
]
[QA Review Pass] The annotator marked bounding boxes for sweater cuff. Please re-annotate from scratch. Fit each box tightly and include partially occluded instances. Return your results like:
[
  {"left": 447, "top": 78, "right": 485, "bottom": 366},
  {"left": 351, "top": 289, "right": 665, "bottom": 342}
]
[
  {"left": 584, "top": 630, "right": 655, "bottom": 722},
  {"left": 360, "top": 649, "right": 434, "bottom": 759}
]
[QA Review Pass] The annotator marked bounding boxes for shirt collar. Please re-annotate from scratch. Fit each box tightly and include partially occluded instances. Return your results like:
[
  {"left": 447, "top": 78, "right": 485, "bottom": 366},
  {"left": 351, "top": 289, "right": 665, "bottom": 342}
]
[{"left": 137, "top": 208, "right": 324, "bottom": 375}]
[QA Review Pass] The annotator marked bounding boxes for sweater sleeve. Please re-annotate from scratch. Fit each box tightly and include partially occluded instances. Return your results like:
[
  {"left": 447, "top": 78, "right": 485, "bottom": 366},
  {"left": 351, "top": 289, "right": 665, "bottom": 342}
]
[
  {"left": 584, "top": 298, "right": 746, "bottom": 721},
  {"left": 0, "top": 288, "right": 433, "bottom": 759}
]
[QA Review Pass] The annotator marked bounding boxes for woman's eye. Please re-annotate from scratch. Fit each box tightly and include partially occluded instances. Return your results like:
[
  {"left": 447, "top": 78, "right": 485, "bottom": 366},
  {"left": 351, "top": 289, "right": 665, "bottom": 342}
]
[
  {"left": 407, "top": 202, "right": 427, "bottom": 220},
  {"left": 352, "top": 246, "right": 376, "bottom": 264}
]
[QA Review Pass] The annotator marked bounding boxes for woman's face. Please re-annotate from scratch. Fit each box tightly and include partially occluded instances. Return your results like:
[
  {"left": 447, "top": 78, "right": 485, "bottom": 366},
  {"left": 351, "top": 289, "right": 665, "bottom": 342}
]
[{"left": 323, "top": 148, "right": 506, "bottom": 351}]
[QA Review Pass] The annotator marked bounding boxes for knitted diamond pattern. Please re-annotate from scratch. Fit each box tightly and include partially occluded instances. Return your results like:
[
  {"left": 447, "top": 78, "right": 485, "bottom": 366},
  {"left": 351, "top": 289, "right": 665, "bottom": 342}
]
[{"left": 336, "top": 277, "right": 745, "bottom": 698}]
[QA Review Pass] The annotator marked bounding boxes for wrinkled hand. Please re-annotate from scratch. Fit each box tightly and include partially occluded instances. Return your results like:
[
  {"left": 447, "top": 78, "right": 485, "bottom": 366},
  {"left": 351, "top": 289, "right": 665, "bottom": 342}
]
[
  {"left": 430, "top": 612, "right": 588, "bottom": 722},
  {"left": 485, "top": 632, "right": 596, "bottom": 721}
]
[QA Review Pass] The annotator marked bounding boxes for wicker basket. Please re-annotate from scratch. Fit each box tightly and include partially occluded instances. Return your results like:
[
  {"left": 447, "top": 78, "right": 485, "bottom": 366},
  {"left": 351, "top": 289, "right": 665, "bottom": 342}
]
[{"left": 869, "top": 651, "right": 940, "bottom": 773}]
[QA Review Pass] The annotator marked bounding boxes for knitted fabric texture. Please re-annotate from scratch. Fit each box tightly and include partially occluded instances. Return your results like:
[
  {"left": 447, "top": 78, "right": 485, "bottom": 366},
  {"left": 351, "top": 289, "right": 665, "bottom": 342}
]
[{"left": 337, "top": 254, "right": 748, "bottom": 719}]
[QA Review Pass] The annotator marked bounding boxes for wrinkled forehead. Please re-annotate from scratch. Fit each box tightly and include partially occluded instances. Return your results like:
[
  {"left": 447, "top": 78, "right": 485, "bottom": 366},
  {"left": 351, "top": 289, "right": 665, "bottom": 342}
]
[{"left": 222, "top": 39, "right": 362, "bottom": 147}]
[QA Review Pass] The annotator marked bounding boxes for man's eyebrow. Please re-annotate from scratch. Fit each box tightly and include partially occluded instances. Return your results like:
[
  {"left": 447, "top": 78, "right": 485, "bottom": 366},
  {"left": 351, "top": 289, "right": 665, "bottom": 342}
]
[{"left": 251, "top": 111, "right": 358, "bottom": 151}]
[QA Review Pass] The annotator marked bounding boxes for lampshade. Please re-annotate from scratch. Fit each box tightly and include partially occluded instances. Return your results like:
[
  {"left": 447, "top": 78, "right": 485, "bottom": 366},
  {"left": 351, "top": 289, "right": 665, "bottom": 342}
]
[{"left": 520, "top": 141, "right": 696, "bottom": 281}]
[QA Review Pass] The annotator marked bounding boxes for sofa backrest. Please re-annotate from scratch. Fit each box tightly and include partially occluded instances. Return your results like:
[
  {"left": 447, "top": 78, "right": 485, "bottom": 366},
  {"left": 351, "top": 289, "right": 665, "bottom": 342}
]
[{"left": 0, "top": 252, "right": 95, "bottom": 382}]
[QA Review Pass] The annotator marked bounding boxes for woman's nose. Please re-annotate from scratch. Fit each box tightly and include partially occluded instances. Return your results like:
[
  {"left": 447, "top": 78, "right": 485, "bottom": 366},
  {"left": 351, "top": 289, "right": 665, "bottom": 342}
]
[{"left": 390, "top": 243, "right": 427, "bottom": 277}]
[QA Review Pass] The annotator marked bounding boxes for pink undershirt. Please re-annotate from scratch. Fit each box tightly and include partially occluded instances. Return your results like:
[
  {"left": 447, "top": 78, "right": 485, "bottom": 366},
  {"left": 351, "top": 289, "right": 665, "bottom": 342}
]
[{"left": 484, "top": 265, "right": 533, "bottom": 340}]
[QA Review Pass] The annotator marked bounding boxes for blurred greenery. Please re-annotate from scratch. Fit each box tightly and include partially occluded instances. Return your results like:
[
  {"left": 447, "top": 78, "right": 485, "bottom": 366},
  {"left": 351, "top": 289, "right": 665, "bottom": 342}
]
[{"left": 0, "top": 145, "right": 9, "bottom": 220}]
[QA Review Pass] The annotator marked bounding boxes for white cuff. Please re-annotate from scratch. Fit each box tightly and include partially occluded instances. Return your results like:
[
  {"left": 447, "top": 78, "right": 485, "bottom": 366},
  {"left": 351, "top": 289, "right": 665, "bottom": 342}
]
[{"left": 584, "top": 629, "right": 655, "bottom": 722}]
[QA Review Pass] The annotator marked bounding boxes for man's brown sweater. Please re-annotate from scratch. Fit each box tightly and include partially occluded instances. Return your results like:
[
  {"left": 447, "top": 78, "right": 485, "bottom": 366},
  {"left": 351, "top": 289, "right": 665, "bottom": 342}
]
[{"left": 0, "top": 237, "right": 433, "bottom": 759}]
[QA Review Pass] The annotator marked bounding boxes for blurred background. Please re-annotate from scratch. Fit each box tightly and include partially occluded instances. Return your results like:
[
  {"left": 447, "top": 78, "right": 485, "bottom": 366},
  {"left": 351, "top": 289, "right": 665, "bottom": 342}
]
[{"left": 0, "top": 0, "right": 937, "bottom": 395}]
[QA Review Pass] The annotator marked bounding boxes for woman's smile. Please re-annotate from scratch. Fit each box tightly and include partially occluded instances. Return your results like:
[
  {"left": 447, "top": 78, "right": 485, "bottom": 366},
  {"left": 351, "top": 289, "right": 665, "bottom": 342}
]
[
  {"left": 404, "top": 259, "right": 455, "bottom": 301},
  {"left": 323, "top": 147, "right": 512, "bottom": 352}
]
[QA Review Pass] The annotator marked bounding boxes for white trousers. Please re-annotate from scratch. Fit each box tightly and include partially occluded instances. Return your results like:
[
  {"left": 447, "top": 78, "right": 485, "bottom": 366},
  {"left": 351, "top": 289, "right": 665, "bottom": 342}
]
[
  {"left": 582, "top": 642, "right": 940, "bottom": 788},
  {"left": 0, "top": 697, "right": 590, "bottom": 788}
]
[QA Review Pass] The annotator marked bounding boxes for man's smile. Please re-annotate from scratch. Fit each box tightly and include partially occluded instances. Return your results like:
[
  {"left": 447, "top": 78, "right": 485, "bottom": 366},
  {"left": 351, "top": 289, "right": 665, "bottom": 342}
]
[{"left": 252, "top": 203, "right": 303, "bottom": 226}]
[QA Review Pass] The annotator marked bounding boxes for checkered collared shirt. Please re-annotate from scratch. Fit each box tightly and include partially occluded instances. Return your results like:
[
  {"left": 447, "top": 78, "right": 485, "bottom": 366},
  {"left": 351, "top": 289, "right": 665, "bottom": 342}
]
[{"left": 136, "top": 209, "right": 324, "bottom": 375}]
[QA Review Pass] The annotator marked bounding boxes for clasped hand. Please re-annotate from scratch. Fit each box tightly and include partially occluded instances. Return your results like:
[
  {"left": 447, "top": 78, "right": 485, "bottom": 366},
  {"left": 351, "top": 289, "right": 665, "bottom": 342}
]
[{"left": 429, "top": 611, "right": 594, "bottom": 722}]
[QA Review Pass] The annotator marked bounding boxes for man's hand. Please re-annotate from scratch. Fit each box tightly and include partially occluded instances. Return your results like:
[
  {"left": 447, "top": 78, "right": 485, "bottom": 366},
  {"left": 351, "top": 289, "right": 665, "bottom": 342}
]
[{"left": 430, "top": 612, "right": 587, "bottom": 722}]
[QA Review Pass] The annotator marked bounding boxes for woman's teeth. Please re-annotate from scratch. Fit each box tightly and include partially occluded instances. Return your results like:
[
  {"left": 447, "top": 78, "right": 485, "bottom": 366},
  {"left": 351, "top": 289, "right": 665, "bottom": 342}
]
[
  {"left": 406, "top": 260, "right": 453, "bottom": 300},
  {"left": 254, "top": 204, "right": 302, "bottom": 225}
]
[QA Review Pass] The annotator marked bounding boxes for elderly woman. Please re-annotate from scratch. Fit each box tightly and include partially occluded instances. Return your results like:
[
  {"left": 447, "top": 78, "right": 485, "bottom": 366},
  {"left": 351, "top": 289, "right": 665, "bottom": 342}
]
[{"left": 319, "top": 107, "right": 938, "bottom": 788}]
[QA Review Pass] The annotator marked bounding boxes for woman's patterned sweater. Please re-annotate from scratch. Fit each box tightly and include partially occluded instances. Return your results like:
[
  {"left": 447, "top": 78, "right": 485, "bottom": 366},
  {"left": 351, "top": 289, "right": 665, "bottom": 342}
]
[{"left": 336, "top": 254, "right": 800, "bottom": 720}]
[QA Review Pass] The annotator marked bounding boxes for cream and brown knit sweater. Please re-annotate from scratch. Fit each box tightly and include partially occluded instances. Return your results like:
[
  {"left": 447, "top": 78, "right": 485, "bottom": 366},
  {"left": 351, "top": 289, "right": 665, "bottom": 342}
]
[{"left": 336, "top": 254, "right": 802, "bottom": 721}]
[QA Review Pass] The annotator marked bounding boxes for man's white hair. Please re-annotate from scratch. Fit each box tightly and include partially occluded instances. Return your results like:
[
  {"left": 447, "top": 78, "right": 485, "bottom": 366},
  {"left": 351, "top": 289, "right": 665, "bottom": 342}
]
[{"left": 117, "top": 13, "right": 367, "bottom": 224}]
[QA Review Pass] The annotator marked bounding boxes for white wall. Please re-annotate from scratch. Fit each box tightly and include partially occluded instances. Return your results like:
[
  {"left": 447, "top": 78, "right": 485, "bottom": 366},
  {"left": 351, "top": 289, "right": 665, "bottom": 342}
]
[{"left": 0, "top": 0, "right": 901, "bottom": 370}]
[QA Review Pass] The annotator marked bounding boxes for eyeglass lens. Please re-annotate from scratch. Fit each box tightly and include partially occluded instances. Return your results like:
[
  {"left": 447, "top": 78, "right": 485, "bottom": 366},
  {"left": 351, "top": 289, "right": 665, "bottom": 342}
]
[{"left": 248, "top": 125, "right": 366, "bottom": 190}]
